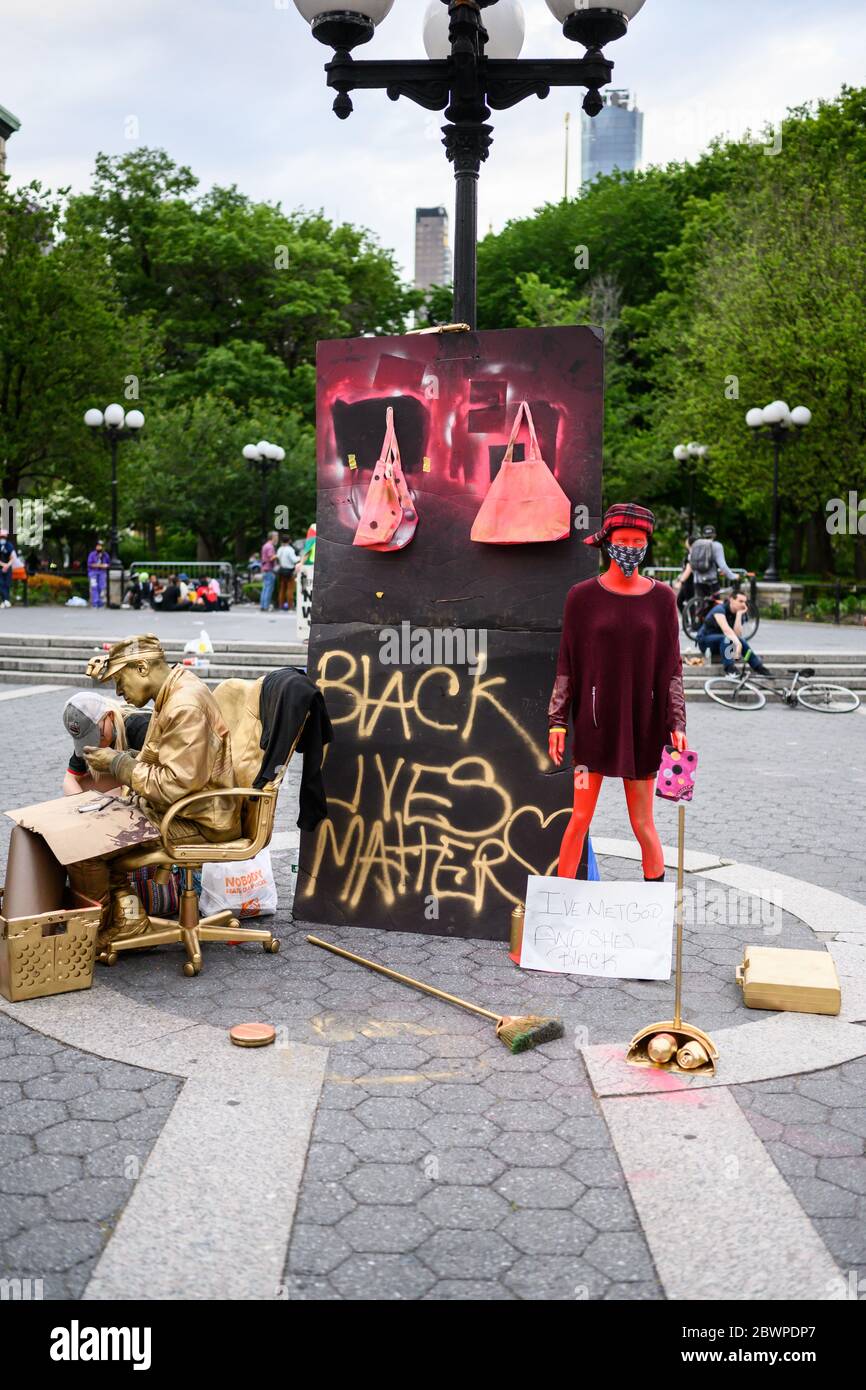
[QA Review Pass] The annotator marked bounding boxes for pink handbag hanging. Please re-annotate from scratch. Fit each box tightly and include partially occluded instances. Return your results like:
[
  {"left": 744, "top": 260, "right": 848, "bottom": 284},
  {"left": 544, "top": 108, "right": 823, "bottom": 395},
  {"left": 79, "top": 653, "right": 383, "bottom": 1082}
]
[
  {"left": 352, "top": 406, "right": 418, "bottom": 552},
  {"left": 470, "top": 400, "right": 571, "bottom": 545}
]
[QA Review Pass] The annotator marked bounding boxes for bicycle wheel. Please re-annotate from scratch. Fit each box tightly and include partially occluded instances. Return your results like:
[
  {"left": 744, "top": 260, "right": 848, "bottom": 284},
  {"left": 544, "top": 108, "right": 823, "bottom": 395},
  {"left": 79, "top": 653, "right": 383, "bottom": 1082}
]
[
  {"left": 740, "top": 600, "right": 760, "bottom": 641},
  {"left": 682, "top": 599, "right": 701, "bottom": 641},
  {"left": 797, "top": 683, "right": 861, "bottom": 713},
  {"left": 704, "top": 676, "right": 766, "bottom": 710}
]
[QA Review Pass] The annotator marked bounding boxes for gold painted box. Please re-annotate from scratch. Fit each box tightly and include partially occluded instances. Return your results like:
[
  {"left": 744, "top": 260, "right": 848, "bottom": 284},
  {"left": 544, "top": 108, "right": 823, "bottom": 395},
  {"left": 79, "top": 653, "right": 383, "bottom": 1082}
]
[
  {"left": 0, "top": 886, "right": 101, "bottom": 1002},
  {"left": 736, "top": 946, "right": 841, "bottom": 1017}
]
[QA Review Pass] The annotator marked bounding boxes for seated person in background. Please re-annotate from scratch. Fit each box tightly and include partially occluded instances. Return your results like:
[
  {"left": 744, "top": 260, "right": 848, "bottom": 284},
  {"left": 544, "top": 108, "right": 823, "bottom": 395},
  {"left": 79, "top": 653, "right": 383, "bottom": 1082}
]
[
  {"left": 194, "top": 577, "right": 218, "bottom": 609},
  {"left": 696, "top": 592, "right": 772, "bottom": 678},
  {"left": 177, "top": 574, "right": 193, "bottom": 607},
  {"left": 62, "top": 692, "right": 151, "bottom": 796},
  {"left": 153, "top": 574, "right": 181, "bottom": 611},
  {"left": 122, "top": 572, "right": 143, "bottom": 610},
  {"left": 208, "top": 575, "right": 221, "bottom": 598}
]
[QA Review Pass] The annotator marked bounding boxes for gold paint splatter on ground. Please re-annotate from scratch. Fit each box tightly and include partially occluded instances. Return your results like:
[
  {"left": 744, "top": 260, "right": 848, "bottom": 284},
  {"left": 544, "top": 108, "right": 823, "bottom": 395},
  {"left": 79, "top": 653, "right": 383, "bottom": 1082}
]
[
  {"left": 326, "top": 1071, "right": 458, "bottom": 1086},
  {"left": 309, "top": 1014, "right": 444, "bottom": 1043}
]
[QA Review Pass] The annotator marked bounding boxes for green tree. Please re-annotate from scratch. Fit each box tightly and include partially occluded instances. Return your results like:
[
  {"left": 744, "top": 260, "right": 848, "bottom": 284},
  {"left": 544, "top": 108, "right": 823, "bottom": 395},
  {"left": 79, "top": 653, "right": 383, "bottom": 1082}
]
[{"left": 0, "top": 177, "right": 158, "bottom": 504}]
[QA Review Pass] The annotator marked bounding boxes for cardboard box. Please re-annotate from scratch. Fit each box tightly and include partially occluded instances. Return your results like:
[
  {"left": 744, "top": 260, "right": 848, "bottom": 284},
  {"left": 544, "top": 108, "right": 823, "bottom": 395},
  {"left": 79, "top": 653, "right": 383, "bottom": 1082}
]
[
  {"left": 6, "top": 792, "right": 160, "bottom": 866},
  {"left": 736, "top": 946, "right": 841, "bottom": 1016},
  {"left": 0, "top": 885, "right": 101, "bottom": 1002}
]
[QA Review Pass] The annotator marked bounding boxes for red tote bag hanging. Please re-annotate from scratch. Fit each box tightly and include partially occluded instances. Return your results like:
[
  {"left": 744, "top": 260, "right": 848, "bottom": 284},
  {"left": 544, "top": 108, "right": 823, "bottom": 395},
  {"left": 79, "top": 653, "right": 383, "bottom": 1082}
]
[
  {"left": 353, "top": 406, "right": 419, "bottom": 552},
  {"left": 470, "top": 400, "right": 571, "bottom": 545}
]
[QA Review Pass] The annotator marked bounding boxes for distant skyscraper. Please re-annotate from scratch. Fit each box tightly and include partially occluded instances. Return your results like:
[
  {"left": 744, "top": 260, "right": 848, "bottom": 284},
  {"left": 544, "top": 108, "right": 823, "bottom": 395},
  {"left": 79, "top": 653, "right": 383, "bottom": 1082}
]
[
  {"left": 0, "top": 103, "right": 21, "bottom": 176},
  {"left": 414, "top": 206, "right": 451, "bottom": 292},
  {"left": 580, "top": 89, "right": 643, "bottom": 187}
]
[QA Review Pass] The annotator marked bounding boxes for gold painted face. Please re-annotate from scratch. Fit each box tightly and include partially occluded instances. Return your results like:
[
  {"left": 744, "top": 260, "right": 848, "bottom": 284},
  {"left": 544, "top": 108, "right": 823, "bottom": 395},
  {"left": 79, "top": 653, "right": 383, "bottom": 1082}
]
[{"left": 115, "top": 661, "right": 152, "bottom": 708}]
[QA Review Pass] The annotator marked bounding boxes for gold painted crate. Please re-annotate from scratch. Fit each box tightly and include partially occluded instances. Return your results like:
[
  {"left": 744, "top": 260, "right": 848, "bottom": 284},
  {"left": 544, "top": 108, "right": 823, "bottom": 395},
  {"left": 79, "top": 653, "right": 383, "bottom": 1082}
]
[
  {"left": 0, "top": 886, "right": 101, "bottom": 1002},
  {"left": 736, "top": 945, "right": 841, "bottom": 1017}
]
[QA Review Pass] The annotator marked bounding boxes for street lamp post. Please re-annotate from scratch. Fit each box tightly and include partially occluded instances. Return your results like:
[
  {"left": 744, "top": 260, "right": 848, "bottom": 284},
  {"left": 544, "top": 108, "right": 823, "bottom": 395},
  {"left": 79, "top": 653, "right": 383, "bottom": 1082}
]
[
  {"left": 84, "top": 403, "right": 145, "bottom": 568},
  {"left": 242, "top": 441, "right": 286, "bottom": 538},
  {"left": 745, "top": 401, "right": 812, "bottom": 583},
  {"left": 292, "top": 0, "right": 646, "bottom": 328},
  {"left": 673, "top": 441, "right": 708, "bottom": 537}
]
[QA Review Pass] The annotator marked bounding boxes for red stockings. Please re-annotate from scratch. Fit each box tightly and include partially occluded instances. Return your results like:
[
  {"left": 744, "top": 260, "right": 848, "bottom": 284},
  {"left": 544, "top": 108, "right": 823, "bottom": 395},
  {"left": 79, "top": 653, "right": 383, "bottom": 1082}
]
[{"left": 557, "top": 771, "right": 664, "bottom": 880}]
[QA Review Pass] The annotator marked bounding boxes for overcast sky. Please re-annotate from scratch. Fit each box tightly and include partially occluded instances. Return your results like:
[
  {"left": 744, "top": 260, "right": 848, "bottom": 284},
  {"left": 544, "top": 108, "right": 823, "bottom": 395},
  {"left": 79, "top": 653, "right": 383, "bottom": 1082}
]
[{"left": 3, "top": 0, "right": 865, "bottom": 279}]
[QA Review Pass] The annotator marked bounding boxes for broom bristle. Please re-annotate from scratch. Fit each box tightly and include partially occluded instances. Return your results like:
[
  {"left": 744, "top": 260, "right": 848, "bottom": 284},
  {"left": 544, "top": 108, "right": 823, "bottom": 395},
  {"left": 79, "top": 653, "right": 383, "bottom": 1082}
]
[{"left": 496, "top": 1014, "right": 565, "bottom": 1054}]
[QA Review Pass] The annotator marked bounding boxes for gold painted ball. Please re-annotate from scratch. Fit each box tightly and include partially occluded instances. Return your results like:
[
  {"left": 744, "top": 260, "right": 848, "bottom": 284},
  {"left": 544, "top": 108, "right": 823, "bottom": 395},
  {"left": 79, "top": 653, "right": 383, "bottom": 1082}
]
[
  {"left": 676, "top": 1040, "right": 709, "bottom": 1070},
  {"left": 647, "top": 1032, "right": 677, "bottom": 1065}
]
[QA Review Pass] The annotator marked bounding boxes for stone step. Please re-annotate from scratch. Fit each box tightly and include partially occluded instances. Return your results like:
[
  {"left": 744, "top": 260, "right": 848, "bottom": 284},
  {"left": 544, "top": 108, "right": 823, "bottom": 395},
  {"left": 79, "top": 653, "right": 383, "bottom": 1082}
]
[
  {"left": 0, "top": 657, "right": 308, "bottom": 680},
  {"left": 0, "top": 635, "right": 306, "bottom": 655},
  {"left": 0, "top": 645, "right": 294, "bottom": 668}
]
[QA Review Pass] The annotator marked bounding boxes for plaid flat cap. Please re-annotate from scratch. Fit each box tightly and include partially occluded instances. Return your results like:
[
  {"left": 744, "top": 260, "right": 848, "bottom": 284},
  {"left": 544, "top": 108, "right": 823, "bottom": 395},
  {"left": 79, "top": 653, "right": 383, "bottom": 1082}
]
[
  {"left": 583, "top": 503, "right": 655, "bottom": 548},
  {"left": 86, "top": 633, "right": 165, "bottom": 682}
]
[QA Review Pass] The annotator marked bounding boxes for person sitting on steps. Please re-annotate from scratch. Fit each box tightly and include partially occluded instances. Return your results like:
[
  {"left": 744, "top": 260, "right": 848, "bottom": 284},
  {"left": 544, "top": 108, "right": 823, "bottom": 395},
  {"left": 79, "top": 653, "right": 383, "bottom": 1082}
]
[{"left": 696, "top": 592, "right": 772, "bottom": 679}]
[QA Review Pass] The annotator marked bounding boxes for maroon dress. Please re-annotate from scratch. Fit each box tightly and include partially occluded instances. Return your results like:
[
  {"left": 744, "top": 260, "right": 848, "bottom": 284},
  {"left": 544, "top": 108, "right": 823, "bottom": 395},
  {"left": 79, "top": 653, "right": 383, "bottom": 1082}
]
[{"left": 548, "top": 577, "right": 686, "bottom": 780}]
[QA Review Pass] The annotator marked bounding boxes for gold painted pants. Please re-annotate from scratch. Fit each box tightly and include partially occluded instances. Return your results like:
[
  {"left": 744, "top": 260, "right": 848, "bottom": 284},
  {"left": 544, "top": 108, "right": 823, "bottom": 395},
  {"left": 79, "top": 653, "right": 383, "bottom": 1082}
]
[{"left": 66, "top": 811, "right": 225, "bottom": 950}]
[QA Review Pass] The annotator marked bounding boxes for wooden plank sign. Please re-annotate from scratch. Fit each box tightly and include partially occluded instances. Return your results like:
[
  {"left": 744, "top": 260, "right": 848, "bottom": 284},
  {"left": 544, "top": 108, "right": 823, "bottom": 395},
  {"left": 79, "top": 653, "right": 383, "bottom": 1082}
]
[{"left": 520, "top": 876, "right": 675, "bottom": 980}]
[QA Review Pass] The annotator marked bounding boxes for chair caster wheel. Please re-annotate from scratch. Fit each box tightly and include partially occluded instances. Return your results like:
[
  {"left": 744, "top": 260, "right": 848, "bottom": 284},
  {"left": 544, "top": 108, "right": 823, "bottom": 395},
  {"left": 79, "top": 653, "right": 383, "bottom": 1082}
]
[
  {"left": 264, "top": 938, "right": 280, "bottom": 954},
  {"left": 183, "top": 961, "right": 201, "bottom": 977},
  {"left": 97, "top": 951, "right": 118, "bottom": 967},
  {"left": 228, "top": 918, "right": 240, "bottom": 933}
]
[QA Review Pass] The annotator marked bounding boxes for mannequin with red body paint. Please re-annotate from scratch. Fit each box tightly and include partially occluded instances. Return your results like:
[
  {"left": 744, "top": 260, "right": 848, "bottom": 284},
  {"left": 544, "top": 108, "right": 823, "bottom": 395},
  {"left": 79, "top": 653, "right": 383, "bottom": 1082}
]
[{"left": 548, "top": 504, "right": 688, "bottom": 881}]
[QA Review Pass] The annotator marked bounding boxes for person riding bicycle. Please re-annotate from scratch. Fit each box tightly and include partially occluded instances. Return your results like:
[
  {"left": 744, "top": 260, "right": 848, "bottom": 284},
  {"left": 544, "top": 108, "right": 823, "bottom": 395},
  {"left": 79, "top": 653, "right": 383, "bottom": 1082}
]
[
  {"left": 696, "top": 592, "right": 772, "bottom": 678},
  {"left": 678, "top": 525, "right": 738, "bottom": 613}
]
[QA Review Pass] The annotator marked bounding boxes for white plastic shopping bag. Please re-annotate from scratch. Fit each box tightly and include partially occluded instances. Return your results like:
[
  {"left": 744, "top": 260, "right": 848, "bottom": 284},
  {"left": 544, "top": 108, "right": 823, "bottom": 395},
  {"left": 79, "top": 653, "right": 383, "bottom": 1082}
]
[
  {"left": 184, "top": 629, "right": 214, "bottom": 656},
  {"left": 199, "top": 848, "right": 278, "bottom": 919}
]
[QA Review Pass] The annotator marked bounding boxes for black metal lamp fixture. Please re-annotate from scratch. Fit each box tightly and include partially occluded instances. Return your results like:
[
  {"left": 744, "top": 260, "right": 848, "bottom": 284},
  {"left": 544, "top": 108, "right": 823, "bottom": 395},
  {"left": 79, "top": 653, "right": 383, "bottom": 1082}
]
[
  {"left": 292, "top": 0, "right": 646, "bottom": 327},
  {"left": 673, "top": 441, "right": 708, "bottom": 537},
  {"left": 84, "top": 404, "right": 145, "bottom": 568},
  {"left": 745, "top": 400, "right": 812, "bottom": 582}
]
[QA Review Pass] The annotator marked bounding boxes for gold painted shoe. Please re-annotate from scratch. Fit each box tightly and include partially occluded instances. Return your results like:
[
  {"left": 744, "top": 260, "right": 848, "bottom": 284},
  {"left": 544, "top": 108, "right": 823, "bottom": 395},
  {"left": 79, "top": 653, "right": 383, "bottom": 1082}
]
[{"left": 97, "top": 891, "right": 151, "bottom": 950}]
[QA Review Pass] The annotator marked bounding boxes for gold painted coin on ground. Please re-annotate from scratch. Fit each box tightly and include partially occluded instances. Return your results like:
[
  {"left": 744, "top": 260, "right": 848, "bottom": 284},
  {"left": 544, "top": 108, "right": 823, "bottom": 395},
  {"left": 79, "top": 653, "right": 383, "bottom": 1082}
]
[{"left": 229, "top": 1023, "right": 277, "bottom": 1048}]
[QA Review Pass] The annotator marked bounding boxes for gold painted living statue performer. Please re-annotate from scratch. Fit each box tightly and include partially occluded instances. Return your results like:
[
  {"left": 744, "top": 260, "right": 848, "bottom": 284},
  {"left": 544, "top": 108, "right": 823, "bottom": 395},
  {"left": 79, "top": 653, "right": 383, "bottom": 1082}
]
[{"left": 69, "top": 634, "right": 240, "bottom": 948}]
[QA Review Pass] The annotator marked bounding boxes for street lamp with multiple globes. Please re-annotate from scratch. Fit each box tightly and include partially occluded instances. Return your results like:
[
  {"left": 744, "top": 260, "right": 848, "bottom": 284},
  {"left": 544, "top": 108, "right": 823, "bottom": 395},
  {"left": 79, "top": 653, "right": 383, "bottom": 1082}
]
[
  {"left": 673, "top": 441, "right": 708, "bottom": 537},
  {"left": 242, "top": 440, "right": 286, "bottom": 538},
  {"left": 745, "top": 400, "right": 812, "bottom": 583},
  {"left": 83, "top": 404, "right": 145, "bottom": 565},
  {"left": 292, "top": 0, "right": 647, "bottom": 326}
]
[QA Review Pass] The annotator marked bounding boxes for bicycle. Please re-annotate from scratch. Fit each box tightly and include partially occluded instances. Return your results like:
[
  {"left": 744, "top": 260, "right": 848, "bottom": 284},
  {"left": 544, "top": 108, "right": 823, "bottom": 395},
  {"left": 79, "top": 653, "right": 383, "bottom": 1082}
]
[
  {"left": 705, "top": 661, "right": 861, "bottom": 713},
  {"left": 682, "top": 571, "right": 760, "bottom": 642}
]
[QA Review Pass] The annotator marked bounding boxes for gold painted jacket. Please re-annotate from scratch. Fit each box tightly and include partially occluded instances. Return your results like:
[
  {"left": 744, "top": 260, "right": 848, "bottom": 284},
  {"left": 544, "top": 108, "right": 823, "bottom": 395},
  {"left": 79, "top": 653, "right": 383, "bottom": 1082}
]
[{"left": 130, "top": 665, "right": 241, "bottom": 840}]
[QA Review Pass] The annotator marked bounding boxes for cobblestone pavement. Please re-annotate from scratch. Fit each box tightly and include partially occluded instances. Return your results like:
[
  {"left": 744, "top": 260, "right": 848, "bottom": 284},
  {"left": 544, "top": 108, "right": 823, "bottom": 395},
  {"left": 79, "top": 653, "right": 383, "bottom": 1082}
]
[
  {"left": 0, "top": 686, "right": 864, "bottom": 1300},
  {"left": 0, "top": 1011, "right": 180, "bottom": 1299}
]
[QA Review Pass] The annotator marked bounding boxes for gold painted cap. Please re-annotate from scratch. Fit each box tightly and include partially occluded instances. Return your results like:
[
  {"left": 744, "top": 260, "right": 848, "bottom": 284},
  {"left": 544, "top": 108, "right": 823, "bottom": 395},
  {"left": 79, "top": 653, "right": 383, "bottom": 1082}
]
[{"left": 87, "top": 634, "right": 165, "bottom": 682}]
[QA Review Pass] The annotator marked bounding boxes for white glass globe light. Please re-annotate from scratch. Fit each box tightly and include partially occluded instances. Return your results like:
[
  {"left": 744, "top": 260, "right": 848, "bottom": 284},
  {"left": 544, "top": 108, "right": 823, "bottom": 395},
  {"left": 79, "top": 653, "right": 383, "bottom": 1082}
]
[
  {"left": 761, "top": 402, "right": 786, "bottom": 425},
  {"left": 745, "top": 408, "right": 764, "bottom": 428},
  {"left": 84, "top": 408, "right": 104, "bottom": 428},
  {"left": 124, "top": 409, "right": 145, "bottom": 430},
  {"left": 790, "top": 406, "right": 812, "bottom": 428},
  {"left": 103, "top": 403, "right": 125, "bottom": 427},
  {"left": 294, "top": 0, "right": 394, "bottom": 24},
  {"left": 695, "top": 445, "right": 708, "bottom": 459},
  {"left": 545, "top": 0, "right": 647, "bottom": 22},
  {"left": 243, "top": 444, "right": 260, "bottom": 461},
  {"left": 273, "top": 446, "right": 286, "bottom": 463},
  {"left": 256, "top": 440, "right": 271, "bottom": 457},
  {"left": 423, "top": 0, "right": 525, "bottom": 60},
  {"left": 673, "top": 445, "right": 689, "bottom": 462}
]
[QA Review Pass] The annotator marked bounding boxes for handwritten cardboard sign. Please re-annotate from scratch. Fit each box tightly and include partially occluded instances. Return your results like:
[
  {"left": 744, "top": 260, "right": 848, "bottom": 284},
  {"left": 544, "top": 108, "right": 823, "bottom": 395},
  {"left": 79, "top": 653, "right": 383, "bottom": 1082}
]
[{"left": 520, "top": 875, "right": 675, "bottom": 981}]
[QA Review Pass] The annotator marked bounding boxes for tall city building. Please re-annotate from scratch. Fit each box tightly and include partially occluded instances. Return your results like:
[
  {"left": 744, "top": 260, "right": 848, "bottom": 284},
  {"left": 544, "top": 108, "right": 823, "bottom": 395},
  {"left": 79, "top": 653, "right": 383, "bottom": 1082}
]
[
  {"left": 580, "top": 89, "right": 643, "bottom": 187},
  {"left": 0, "top": 103, "right": 21, "bottom": 176},
  {"left": 414, "top": 206, "right": 451, "bottom": 292}
]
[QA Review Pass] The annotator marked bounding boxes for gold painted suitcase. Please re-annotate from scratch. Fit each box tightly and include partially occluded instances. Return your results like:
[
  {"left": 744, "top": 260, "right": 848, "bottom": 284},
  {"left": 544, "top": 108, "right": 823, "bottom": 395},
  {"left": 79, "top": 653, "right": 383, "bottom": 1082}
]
[{"left": 736, "top": 946, "right": 841, "bottom": 1016}]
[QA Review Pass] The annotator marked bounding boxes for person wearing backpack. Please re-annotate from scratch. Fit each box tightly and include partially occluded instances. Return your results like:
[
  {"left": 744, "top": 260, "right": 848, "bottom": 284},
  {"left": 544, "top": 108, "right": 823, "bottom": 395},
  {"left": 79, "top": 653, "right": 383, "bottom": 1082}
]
[{"left": 678, "top": 525, "right": 738, "bottom": 615}]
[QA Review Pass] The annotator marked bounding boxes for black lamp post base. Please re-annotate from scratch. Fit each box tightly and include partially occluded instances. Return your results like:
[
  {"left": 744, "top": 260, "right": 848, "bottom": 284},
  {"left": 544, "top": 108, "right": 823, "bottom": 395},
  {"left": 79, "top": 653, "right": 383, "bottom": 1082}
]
[
  {"left": 312, "top": 11, "right": 375, "bottom": 51},
  {"left": 563, "top": 9, "right": 628, "bottom": 49}
]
